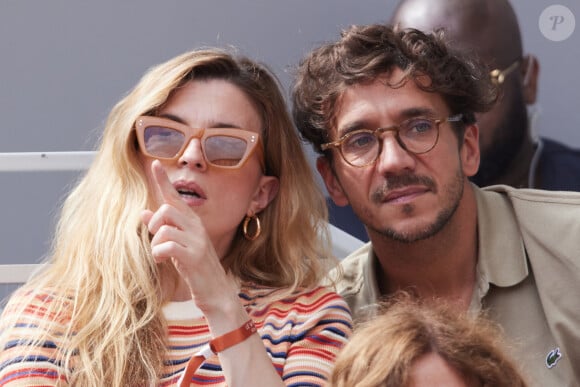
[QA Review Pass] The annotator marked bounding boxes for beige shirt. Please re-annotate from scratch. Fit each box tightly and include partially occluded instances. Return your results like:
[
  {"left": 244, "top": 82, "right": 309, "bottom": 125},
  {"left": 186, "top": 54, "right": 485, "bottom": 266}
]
[{"left": 335, "top": 185, "right": 580, "bottom": 387}]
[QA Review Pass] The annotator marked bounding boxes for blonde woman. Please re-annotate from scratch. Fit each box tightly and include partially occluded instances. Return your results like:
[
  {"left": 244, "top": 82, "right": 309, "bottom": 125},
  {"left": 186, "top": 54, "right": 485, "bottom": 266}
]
[
  {"left": 330, "top": 294, "right": 529, "bottom": 387},
  {"left": 0, "top": 49, "right": 352, "bottom": 386}
]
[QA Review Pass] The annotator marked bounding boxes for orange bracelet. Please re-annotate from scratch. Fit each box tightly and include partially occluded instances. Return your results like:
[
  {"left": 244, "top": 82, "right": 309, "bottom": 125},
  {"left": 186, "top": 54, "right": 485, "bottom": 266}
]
[
  {"left": 178, "top": 319, "right": 257, "bottom": 387},
  {"left": 209, "top": 319, "right": 257, "bottom": 352}
]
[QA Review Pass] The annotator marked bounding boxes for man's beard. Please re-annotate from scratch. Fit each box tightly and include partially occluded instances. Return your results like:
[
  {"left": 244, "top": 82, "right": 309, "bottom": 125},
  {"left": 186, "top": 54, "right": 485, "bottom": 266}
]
[
  {"left": 365, "top": 168, "right": 464, "bottom": 243},
  {"left": 471, "top": 93, "right": 528, "bottom": 187}
]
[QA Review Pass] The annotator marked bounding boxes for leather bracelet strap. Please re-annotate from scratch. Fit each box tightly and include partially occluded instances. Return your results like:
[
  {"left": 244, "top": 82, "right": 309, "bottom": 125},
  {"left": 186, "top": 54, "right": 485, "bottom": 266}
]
[
  {"left": 178, "top": 319, "right": 257, "bottom": 387},
  {"left": 210, "top": 319, "right": 257, "bottom": 352}
]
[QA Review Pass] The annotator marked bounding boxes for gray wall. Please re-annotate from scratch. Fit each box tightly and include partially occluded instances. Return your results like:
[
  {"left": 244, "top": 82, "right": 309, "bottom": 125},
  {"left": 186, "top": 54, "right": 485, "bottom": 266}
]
[{"left": 1, "top": 0, "right": 579, "bottom": 265}]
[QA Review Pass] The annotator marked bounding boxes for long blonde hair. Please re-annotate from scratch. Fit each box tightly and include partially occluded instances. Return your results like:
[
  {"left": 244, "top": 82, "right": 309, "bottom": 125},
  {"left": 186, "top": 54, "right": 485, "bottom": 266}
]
[{"left": 0, "top": 48, "right": 331, "bottom": 386}]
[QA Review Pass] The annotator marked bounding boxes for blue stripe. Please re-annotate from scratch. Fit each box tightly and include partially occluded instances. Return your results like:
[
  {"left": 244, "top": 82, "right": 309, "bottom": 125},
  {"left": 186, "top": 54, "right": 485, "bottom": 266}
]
[{"left": 0, "top": 355, "right": 64, "bottom": 371}]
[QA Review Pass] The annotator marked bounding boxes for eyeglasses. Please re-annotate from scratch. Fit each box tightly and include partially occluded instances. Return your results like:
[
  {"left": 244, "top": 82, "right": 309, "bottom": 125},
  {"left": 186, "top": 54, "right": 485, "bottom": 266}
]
[
  {"left": 135, "top": 116, "right": 265, "bottom": 170},
  {"left": 321, "top": 114, "right": 463, "bottom": 167},
  {"left": 490, "top": 59, "right": 521, "bottom": 85}
]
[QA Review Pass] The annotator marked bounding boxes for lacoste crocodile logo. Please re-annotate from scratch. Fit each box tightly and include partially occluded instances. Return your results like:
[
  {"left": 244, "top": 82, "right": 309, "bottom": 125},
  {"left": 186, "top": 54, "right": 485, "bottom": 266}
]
[{"left": 546, "top": 347, "right": 562, "bottom": 369}]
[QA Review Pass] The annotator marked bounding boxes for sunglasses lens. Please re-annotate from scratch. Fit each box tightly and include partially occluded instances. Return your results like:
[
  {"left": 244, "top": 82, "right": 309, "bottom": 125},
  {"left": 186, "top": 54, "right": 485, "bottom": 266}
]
[
  {"left": 204, "top": 135, "right": 248, "bottom": 167},
  {"left": 143, "top": 126, "right": 185, "bottom": 158}
]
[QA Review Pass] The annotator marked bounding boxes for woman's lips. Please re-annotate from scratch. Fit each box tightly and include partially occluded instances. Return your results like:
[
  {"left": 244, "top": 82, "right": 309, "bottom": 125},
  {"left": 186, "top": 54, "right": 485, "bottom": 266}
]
[{"left": 173, "top": 180, "right": 206, "bottom": 206}]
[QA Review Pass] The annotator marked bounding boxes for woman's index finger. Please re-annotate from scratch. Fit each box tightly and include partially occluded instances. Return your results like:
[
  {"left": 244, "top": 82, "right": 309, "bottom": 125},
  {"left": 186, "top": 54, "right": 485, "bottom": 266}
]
[{"left": 151, "top": 159, "right": 181, "bottom": 205}]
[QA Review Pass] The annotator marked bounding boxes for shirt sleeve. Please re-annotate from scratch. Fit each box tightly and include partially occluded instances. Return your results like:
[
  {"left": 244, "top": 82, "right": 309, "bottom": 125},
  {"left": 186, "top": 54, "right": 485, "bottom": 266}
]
[
  {"left": 0, "top": 291, "right": 70, "bottom": 386},
  {"left": 272, "top": 287, "right": 353, "bottom": 386}
]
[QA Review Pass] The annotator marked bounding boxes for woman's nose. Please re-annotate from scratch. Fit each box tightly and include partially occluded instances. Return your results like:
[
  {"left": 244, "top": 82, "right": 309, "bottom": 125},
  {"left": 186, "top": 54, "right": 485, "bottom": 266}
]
[{"left": 178, "top": 138, "right": 208, "bottom": 170}]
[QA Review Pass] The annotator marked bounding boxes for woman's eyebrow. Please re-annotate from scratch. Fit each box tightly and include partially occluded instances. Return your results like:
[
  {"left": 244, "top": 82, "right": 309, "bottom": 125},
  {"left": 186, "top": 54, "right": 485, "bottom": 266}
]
[
  {"left": 158, "top": 113, "right": 242, "bottom": 129},
  {"left": 158, "top": 113, "right": 186, "bottom": 124}
]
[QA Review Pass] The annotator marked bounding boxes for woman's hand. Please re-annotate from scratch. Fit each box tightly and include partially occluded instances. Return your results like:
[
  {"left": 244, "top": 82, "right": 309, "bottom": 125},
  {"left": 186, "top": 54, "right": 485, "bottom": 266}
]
[
  {"left": 141, "top": 160, "right": 285, "bottom": 387},
  {"left": 141, "top": 160, "right": 238, "bottom": 314}
]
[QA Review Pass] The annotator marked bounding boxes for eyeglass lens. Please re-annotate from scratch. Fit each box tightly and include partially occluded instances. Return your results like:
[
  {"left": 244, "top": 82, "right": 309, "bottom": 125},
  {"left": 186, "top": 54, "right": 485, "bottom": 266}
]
[
  {"left": 143, "top": 125, "right": 249, "bottom": 167},
  {"left": 341, "top": 118, "right": 438, "bottom": 166}
]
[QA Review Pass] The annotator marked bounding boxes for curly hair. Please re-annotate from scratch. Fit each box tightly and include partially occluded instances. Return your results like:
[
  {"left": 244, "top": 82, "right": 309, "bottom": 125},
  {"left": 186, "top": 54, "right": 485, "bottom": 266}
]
[
  {"left": 330, "top": 293, "right": 528, "bottom": 387},
  {"left": 292, "top": 24, "right": 497, "bottom": 155}
]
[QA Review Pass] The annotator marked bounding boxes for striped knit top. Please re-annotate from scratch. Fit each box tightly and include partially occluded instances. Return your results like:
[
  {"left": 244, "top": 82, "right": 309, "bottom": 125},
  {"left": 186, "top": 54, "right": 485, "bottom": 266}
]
[{"left": 0, "top": 284, "right": 352, "bottom": 386}]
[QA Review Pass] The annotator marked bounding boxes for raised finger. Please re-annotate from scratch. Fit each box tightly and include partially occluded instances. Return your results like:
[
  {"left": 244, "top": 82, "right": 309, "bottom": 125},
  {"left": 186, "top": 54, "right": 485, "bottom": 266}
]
[{"left": 151, "top": 159, "right": 182, "bottom": 206}]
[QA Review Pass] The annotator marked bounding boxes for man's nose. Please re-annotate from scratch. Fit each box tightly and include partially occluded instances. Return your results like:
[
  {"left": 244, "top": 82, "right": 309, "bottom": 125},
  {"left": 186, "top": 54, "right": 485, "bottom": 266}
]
[{"left": 375, "top": 133, "right": 416, "bottom": 174}]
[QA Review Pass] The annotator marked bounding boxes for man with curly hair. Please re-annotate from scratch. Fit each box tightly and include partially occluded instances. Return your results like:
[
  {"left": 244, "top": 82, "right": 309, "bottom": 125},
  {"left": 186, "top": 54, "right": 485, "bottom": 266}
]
[{"left": 292, "top": 23, "right": 580, "bottom": 385}]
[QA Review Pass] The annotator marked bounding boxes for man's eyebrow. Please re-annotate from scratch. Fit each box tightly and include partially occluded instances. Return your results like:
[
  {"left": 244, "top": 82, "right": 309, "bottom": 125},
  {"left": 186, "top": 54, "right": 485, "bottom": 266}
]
[
  {"left": 338, "top": 120, "right": 369, "bottom": 137},
  {"left": 398, "top": 107, "right": 438, "bottom": 120},
  {"left": 337, "top": 107, "right": 439, "bottom": 136}
]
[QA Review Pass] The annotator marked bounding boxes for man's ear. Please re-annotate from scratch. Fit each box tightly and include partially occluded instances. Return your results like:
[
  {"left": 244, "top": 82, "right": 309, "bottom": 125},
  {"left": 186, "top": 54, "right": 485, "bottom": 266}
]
[
  {"left": 461, "top": 124, "right": 480, "bottom": 177},
  {"left": 316, "top": 156, "right": 349, "bottom": 206},
  {"left": 522, "top": 54, "right": 539, "bottom": 105}
]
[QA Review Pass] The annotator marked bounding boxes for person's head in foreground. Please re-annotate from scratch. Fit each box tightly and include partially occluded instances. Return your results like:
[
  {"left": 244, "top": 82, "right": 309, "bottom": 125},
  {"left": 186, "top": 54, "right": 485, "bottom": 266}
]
[{"left": 330, "top": 294, "right": 529, "bottom": 387}]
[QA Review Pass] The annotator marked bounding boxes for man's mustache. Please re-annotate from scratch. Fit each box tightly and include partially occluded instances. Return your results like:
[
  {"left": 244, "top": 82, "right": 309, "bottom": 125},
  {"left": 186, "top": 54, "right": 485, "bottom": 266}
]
[{"left": 371, "top": 174, "right": 436, "bottom": 202}]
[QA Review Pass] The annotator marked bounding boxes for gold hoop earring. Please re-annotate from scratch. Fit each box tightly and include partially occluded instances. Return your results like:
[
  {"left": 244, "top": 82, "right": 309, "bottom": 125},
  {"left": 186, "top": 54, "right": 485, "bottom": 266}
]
[{"left": 243, "top": 214, "right": 261, "bottom": 241}]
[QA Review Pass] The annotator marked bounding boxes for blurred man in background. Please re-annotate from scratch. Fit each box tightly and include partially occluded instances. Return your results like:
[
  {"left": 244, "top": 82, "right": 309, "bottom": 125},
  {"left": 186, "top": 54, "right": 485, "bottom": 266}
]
[{"left": 391, "top": 0, "right": 580, "bottom": 190}]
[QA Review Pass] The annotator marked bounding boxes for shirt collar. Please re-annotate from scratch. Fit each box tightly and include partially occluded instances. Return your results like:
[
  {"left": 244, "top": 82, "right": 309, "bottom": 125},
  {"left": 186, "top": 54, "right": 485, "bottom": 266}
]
[
  {"left": 472, "top": 185, "right": 529, "bottom": 301},
  {"left": 360, "top": 186, "right": 530, "bottom": 312}
]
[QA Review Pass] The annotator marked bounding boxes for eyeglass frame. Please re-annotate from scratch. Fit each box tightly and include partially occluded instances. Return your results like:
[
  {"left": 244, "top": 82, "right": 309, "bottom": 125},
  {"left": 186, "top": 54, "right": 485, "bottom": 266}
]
[
  {"left": 321, "top": 114, "right": 464, "bottom": 168},
  {"left": 134, "top": 115, "right": 265, "bottom": 171},
  {"left": 489, "top": 59, "right": 521, "bottom": 85}
]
